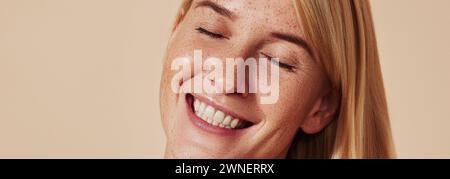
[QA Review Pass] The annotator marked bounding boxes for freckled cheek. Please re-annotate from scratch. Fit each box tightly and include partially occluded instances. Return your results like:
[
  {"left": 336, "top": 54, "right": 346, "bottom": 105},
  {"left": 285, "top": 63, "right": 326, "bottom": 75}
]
[
  {"left": 263, "top": 106, "right": 304, "bottom": 130},
  {"left": 160, "top": 36, "right": 194, "bottom": 98},
  {"left": 167, "top": 36, "right": 196, "bottom": 58},
  {"left": 268, "top": 81, "right": 311, "bottom": 123}
]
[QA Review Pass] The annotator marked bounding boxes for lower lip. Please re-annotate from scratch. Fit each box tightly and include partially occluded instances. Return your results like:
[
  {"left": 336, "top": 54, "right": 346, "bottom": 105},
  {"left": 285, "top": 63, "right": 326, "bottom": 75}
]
[{"left": 185, "top": 94, "right": 247, "bottom": 136}]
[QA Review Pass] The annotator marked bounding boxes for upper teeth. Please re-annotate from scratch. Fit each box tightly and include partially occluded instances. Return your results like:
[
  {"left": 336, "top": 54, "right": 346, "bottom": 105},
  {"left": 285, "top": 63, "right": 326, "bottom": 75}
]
[{"left": 193, "top": 98, "right": 243, "bottom": 129}]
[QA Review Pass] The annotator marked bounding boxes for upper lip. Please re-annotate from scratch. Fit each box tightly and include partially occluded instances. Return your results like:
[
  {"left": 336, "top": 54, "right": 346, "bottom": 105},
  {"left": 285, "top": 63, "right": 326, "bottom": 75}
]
[{"left": 189, "top": 93, "right": 257, "bottom": 125}]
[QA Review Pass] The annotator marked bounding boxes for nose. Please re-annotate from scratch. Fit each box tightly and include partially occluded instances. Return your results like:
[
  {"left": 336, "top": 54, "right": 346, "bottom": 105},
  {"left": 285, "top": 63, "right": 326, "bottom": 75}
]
[
  {"left": 207, "top": 38, "right": 261, "bottom": 98},
  {"left": 212, "top": 73, "right": 249, "bottom": 98}
]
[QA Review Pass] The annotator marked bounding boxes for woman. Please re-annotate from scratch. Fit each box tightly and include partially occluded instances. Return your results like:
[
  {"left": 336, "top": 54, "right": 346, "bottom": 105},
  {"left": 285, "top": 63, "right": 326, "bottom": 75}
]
[{"left": 159, "top": 0, "right": 395, "bottom": 159}]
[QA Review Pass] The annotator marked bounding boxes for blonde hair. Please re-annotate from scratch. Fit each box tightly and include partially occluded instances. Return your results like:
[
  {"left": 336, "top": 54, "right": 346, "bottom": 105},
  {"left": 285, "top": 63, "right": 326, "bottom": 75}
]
[{"left": 174, "top": 0, "right": 395, "bottom": 159}]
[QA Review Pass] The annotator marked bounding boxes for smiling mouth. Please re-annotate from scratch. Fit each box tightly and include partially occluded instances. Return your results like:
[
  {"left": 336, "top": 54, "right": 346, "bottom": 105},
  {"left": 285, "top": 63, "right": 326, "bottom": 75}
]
[{"left": 186, "top": 94, "right": 253, "bottom": 130}]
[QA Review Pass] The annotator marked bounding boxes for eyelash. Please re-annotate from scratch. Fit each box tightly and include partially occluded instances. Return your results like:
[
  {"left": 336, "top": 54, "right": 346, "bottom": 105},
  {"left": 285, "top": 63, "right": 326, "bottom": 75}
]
[
  {"left": 196, "top": 27, "right": 228, "bottom": 39},
  {"left": 195, "top": 27, "right": 295, "bottom": 72},
  {"left": 261, "top": 52, "right": 296, "bottom": 72}
]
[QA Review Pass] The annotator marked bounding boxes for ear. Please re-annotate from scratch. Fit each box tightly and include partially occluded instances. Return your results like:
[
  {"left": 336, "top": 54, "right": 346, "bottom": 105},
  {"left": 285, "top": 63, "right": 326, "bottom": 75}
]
[{"left": 300, "top": 89, "right": 339, "bottom": 134}]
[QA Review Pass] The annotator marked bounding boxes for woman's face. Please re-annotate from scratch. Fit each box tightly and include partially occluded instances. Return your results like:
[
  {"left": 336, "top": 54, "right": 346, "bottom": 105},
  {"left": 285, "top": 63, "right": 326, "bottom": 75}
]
[{"left": 160, "top": 0, "right": 334, "bottom": 158}]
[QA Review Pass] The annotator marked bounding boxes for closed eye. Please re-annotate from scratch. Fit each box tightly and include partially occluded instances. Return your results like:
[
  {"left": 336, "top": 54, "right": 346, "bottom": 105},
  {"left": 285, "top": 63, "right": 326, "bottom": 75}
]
[
  {"left": 260, "top": 52, "right": 296, "bottom": 72},
  {"left": 196, "top": 27, "right": 229, "bottom": 39}
]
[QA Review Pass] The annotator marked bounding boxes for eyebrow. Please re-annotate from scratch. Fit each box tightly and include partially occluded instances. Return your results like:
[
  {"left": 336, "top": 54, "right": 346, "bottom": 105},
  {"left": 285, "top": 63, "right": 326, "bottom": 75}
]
[
  {"left": 271, "top": 32, "right": 314, "bottom": 57},
  {"left": 195, "top": 0, "right": 236, "bottom": 20}
]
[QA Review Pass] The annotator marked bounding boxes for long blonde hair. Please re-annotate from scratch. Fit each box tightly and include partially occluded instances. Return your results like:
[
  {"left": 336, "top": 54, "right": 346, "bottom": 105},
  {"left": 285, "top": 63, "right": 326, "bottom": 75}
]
[{"left": 174, "top": 0, "right": 395, "bottom": 159}]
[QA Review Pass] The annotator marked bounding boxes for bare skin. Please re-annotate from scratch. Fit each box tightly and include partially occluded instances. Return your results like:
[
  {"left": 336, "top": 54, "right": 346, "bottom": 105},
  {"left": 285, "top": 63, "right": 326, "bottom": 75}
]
[{"left": 160, "top": 0, "right": 338, "bottom": 159}]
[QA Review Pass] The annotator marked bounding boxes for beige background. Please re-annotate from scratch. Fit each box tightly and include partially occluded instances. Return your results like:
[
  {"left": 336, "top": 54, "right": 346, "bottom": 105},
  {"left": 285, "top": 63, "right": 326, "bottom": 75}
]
[{"left": 0, "top": 0, "right": 449, "bottom": 159}]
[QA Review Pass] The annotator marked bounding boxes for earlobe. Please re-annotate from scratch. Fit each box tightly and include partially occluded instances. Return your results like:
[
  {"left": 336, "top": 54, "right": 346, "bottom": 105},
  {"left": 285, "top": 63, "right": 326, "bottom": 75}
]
[{"left": 300, "top": 89, "right": 339, "bottom": 134}]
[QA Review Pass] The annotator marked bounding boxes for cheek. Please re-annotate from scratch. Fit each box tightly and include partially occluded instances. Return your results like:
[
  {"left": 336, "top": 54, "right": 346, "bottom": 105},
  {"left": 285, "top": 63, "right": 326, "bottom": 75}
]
[
  {"left": 262, "top": 98, "right": 305, "bottom": 130},
  {"left": 161, "top": 27, "right": 198, "bottom": 91},
  {"left": 261, "top": 75, "right": 321, "bottom": 127},
  {"left": 160, "top": 33, "right": 195, "bottom": 130}
]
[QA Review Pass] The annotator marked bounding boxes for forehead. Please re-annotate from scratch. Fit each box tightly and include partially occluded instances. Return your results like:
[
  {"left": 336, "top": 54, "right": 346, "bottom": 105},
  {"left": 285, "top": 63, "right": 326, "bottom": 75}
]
[{"left": 192, "top": 0, "right": 304, "bottom": 35}]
